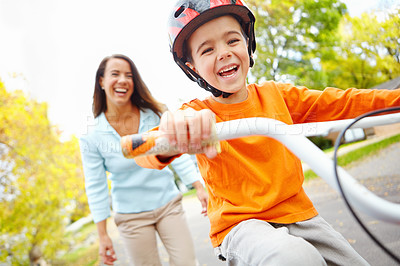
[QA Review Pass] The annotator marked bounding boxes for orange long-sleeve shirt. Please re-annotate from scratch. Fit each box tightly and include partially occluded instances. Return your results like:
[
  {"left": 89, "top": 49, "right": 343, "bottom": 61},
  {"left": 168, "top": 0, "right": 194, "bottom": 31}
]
[{"left": 136, "top": 81, "right": 400, "bottom": 247}]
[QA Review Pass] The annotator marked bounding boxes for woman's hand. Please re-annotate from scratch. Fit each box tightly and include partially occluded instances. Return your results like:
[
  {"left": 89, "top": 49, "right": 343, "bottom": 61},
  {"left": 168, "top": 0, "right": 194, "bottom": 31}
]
[
  {"left": 96, "top": 220, "right": 117, "bottom": 265},
  {"left": 192, "top": 180, "right": 208, "bottom": 216},
  {"left": 99, "top": 234, "right": 117, "bottom": 265},
  {"left": 158, "top": 108, "right": 218, "bottom": 159}
]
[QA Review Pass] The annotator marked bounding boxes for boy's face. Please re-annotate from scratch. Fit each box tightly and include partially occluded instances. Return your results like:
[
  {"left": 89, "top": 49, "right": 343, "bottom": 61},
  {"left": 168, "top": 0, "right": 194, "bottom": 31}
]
[{"left": 186, "top": 15, "right": 249, "bottom": 98}]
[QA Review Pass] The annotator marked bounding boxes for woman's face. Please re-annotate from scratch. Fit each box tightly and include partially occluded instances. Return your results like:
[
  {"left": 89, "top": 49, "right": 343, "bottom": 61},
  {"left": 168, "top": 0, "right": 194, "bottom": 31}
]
[{"left": 100, "top": 58, "right": 134, "bottom": 109}]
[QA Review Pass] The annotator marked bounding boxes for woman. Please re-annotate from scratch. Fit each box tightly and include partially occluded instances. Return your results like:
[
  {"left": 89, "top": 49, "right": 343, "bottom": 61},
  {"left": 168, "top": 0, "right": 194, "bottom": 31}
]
[{"left": 79, "top": 54, "right": 207, "bottom": 265}]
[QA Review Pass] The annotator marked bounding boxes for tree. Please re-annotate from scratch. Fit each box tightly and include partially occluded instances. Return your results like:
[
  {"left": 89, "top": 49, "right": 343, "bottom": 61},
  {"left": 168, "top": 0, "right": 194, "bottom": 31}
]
[
  {"left": 322, "top": 8, "right": 400, "bottom": 89},
  {"left": 0, "top": 80, "right": 88, "bottom": 264},
  {"left": 247, "top": 0, "right": 347, "bottom": 89}
]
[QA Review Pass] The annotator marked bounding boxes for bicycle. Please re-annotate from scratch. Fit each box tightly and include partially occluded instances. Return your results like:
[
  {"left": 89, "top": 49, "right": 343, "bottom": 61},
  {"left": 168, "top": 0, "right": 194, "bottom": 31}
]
[{"left": 121, "top": 107, "right": 400, "bottom": 263}]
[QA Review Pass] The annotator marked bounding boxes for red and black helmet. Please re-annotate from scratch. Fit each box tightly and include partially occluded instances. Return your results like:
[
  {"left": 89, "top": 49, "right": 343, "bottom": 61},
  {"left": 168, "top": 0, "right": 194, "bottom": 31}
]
[{"left": 168, "top": 0, "right": 256, "bottom": 98}]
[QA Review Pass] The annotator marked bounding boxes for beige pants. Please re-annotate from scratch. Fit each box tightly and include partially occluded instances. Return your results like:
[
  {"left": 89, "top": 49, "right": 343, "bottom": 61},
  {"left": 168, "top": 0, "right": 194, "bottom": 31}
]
[{"left": 114, "top": 194, "right": 197, "bottom": 266}]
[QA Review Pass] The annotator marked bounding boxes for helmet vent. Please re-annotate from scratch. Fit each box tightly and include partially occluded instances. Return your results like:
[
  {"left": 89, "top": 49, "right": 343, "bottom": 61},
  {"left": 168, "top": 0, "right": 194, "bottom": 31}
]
[{"left": 174, "top": 4, "right": 187, "bottom": 18}]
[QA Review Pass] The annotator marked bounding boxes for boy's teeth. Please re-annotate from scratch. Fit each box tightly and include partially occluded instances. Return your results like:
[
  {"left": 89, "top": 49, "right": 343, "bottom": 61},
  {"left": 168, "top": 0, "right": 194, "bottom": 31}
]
[{"left": 219, "top": 66, "right": 236, "bottom": 74}]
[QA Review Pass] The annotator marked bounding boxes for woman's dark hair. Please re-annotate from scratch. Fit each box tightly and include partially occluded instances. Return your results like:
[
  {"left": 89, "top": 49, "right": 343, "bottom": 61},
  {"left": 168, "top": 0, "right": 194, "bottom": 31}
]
[{"left": 92, "top": 54, "right": 166, "bottom": 118}]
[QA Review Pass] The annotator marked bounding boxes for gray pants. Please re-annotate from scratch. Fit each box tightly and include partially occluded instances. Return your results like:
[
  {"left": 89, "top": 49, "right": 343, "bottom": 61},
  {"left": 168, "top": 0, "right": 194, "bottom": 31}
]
[{"left": 215, "top": 215, "right": 369, "bottom": 266}]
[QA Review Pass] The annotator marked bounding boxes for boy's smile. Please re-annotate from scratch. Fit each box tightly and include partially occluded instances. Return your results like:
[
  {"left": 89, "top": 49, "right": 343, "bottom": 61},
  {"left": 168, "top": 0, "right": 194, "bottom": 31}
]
[
  {"left": 187, "top": 15, "right": 250, "bottom": 103},
  {"left": 218, "top": 63, "right": 239, "bottom": 78}
]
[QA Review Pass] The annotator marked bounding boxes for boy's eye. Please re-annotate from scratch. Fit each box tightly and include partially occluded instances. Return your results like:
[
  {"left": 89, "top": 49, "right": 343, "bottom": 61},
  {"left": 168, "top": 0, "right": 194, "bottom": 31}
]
[
  {"left": 228, "top": 39, "right": 240, "bottom": 45},
  {"left": 201, "top": 47, "right": 213, "bottom": 55}
]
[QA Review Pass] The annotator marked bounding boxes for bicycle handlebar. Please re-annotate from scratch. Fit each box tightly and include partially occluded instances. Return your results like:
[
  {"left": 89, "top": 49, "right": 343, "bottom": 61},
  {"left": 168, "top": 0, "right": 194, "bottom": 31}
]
[{"left": 121, "top": 113, "right": 400, "bottom": 224}]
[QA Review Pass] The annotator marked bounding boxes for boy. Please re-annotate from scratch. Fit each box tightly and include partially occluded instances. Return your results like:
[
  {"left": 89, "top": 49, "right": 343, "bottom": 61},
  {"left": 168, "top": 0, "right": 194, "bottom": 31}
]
[{"left": 136, "top": 0, "right": 400, "bottom": 265}]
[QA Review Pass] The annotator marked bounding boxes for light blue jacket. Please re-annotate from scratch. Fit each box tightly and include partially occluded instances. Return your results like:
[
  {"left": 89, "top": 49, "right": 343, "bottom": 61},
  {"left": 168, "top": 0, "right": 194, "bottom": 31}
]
[{"left": 79, "top": 109, "right": 201, "bottom": 223}]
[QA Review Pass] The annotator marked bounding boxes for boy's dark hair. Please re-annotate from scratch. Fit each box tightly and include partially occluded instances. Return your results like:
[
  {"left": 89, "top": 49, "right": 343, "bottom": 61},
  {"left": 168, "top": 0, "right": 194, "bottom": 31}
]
[{"left": 92, "top": 54, "right": 166, "bottom": 118}]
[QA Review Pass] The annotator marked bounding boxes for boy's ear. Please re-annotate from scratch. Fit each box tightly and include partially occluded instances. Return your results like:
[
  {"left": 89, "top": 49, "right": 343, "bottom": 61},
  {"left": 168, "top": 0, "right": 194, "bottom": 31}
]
[{"left": 185, "top": 62, "right": 197, "bottom": 73}]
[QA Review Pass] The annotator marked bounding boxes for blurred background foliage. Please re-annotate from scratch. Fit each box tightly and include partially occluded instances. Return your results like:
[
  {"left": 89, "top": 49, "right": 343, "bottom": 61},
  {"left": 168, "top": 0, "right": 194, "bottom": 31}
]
[
  {"left": 0, "top": 0, "right": 399, "bottom": 264},
  {"left": 247, "top": 0, "right": 399, "bottom": 90},
  {"left": 0, "top": 81, "right": 89, "bottom": 264}
]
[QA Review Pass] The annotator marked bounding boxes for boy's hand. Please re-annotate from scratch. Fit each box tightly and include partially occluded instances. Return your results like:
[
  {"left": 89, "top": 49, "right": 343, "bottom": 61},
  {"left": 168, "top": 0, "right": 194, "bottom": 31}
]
[{"left": 158, "top": 108, "right": 218, "bottom": 159}]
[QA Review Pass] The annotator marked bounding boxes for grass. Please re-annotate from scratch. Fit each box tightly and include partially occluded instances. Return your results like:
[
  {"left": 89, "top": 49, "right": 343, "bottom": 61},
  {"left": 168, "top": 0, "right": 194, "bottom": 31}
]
[
  {"left": 304, "top": 169, "right": 319, "bottom": 180},
  {"left": 304, "top": 134, "right": 400, "bottom": 181},
  {"left": 56, "top": 245, "right": 99, "bottom": 266},
  {"left": 53, "top": 222, "right": 100, "bottom": 266},
  {"left": 337, "top": 134, "right": 400, "bottom": 167},
  {"left": 183, "top": 188, "right": 198, "bottom": 197}
]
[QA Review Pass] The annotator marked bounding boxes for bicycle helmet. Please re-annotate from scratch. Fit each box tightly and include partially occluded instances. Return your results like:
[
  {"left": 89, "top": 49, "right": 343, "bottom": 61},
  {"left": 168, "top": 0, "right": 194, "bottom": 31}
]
[{"left": 168, "top": 0, "right": 256, "bottom": 98}]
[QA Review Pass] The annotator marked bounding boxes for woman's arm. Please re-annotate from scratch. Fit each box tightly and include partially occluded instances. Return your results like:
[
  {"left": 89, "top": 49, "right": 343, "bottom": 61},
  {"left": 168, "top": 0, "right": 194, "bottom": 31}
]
[{"left": 79, "top": 136, "right": 111, "bottom": 223}]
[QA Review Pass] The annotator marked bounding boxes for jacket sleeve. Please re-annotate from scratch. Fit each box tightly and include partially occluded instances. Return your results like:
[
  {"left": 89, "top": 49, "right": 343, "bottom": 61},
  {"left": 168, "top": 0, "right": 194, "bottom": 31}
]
[
  {"left": 79, "top": 135, "right": 111, "bottom": 223},
  {"left": 170, "top": 154, "right": 202, "bottom": 186}
]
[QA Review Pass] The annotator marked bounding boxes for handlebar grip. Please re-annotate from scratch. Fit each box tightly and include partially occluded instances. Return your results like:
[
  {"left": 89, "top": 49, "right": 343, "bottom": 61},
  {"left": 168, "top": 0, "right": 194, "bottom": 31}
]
[
  {"left": 121, "top": 130, "right": 221, "bottom": 159},
  {"left": 121, "top": 131, "right": 167, "bottom": 158}
]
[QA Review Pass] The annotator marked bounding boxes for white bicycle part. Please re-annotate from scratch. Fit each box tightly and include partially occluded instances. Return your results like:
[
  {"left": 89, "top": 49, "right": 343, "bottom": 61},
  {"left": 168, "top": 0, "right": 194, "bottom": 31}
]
[
  {"left": 122, "top": 112, "right": 400, "bottom": 224},
  {"left": 215, "top": 113, "right": 400, "bottom": 224}
]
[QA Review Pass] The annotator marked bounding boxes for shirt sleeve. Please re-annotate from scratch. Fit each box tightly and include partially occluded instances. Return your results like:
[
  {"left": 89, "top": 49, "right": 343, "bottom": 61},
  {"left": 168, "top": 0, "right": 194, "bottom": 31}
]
[
  {"left": 170, "top": 154, "right": 202, "bottom": 186},
  {"left": 134, "top": 153, "right": 172, "bottom": 169},
  {"left": 79, "top": 135, "right": 111, "bottom": 223},
  {"left": 278, "top": 84, "right": 400, "bottom": 123}
]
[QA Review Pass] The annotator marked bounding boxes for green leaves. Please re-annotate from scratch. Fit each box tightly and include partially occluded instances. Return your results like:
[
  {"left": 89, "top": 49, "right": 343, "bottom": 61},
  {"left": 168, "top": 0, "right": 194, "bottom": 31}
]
[
  {"left": 325, "top": 9, "right": 400, "bottom": 89},
  {"left": 247, "top": 0, "right": 346, "bottom": 87},
  {"left": 247, "top": 0, "right": 399, "bottom": 90}
]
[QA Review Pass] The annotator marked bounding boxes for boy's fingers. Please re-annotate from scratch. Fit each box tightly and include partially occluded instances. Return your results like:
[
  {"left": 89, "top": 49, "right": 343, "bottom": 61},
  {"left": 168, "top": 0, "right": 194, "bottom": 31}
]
[
  {"left": 204, "top": 145, "right": 218, "bottom": 159},
  {"left": 160, "top": 111, "right": 177, "bottom": 145},
  {"left": 188, "top": 109, "right": 203, "bottom": 150},
  {"left": 201, "top": 110, "right": 218, "bottom": 157},
  {"left": 200, "top": 109, "right": 215, "bottom": 139},
  {"left": 174, "top": 110, "right": 189, "bottom": 152},
  {"left": 160, "top": 108, "right": 217, "bottom": 156}
]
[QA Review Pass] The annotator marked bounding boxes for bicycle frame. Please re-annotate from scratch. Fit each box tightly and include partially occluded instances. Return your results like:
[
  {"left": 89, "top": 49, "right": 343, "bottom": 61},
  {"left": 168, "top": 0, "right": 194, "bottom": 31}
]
[{"left": 122, "top": 113, "right": 400, "bottom": 224}]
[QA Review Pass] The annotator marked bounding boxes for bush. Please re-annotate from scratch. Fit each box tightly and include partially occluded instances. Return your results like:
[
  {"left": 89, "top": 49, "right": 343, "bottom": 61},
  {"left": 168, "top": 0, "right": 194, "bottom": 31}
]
[{"left": 308, "top": 136, "right": 333, "bottom": 150}]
